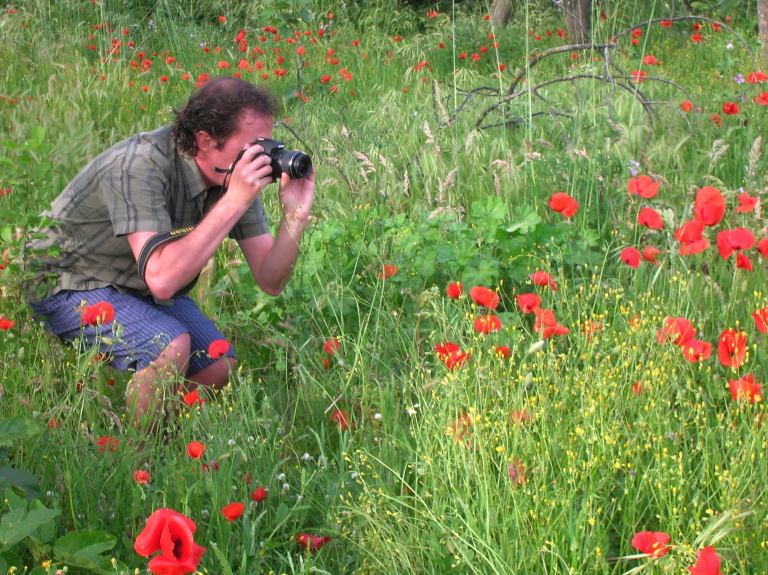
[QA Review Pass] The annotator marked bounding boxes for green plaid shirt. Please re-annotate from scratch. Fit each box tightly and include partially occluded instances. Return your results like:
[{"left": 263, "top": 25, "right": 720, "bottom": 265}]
[{"left": 26, "top": 126, "right": 268, "bottom": 301}]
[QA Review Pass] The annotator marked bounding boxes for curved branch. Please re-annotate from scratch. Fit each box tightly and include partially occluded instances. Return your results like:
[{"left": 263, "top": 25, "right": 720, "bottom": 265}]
[{"left": 475, "top": 74, "right": 668, "bottom": 130}]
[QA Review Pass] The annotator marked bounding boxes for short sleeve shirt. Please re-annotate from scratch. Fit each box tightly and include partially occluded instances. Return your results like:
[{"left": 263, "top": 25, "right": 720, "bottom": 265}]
[{"left": 26, "top": 126, "right": 269, "bottom": 301}]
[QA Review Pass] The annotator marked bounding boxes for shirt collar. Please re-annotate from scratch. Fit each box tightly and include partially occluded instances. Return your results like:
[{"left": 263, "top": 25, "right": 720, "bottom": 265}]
[{"left": 178, "top": 150, "right": 210, "bottom": 199}]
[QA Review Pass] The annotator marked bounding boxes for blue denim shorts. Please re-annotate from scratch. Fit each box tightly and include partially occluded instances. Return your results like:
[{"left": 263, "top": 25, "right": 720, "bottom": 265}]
[{"left": 29, "top": 287, "right": 235, "bottom": 375}]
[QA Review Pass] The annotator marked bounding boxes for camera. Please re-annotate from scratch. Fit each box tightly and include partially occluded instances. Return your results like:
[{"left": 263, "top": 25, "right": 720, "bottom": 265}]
[{"left": 255, "top": 138, "right": 312, "bottom": 181}]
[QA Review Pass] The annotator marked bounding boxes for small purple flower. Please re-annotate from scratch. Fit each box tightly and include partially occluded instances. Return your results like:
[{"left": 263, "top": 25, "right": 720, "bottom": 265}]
[{"left": 733, "top": 73, "right": 745, "bottom": 84}]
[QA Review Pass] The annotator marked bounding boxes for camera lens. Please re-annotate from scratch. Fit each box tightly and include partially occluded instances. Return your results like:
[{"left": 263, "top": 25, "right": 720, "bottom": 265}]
[{"left": 278, "top": 151, "right": 312, "bottom": 179}]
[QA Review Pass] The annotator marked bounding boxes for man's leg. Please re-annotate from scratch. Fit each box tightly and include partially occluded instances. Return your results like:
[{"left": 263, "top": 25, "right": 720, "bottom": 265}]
[
  {"left": 29, "top": 287, "right": 190, "bottom": 429},
  {"left": 126, "top": 333, "right": 191, "bottom": 427}
]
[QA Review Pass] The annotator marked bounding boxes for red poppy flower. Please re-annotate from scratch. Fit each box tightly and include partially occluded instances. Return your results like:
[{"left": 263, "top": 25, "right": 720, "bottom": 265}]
[
  {"left": 548, "top": 192, "right": 579, "bottom": 218},
  {"left": 717, "top": 328, "right": 747, "bottom": 369},
  {"left": 134, "top": 508, "right": 206, "bottom": 575},
  {"left": 533, "top": 308, "right": 569, "bottom": 338},
  {"left": 81, "top": 301, "right": 115, "bottom": 326},
  {"left": 221, "top": 502, "right": 245, "bottom": 522},
  {"left": 729, "top": 373, "right": 762, "bottom": 403},
  {"left": 630, "top": 70, "right": 646, "bottom": 82},
  {"left": 627, "top": 175, "right": 660, "bottom": 199},
  {"left": 530, "top": 271, "right": 558, "bottom": 291},
  {"left": 186, "top": 441, "right": 206, "bottom": 460},
  {"left": 657, "top": 317, "right": 696, "bottom": 346},
  {"left": 207, "top": 339, "right": 230, "bottom": 359},
  {"left": 250, "top": 487, "right": 268, "bottom": 502},
  {"left": 688, "top": 546, "right": 721, "bottom": 575},
  {"left": 680, "top": 100, "right": 693, "bottom": 112},
  {"left": 96, "top": 435, "right": 120, "bottom": 452},
  {"left": 681, "top": 339, "right": 712, "bottom": 363},
  {"left": 631, "top": 530, "right": 671, "bottom": 558},
  {"left": 494, "top": 345, "right": 510, "bottom": 358},
  {"left": 474, "top": 314, "right": 502, "bottom": 334},
  {"left": 694, "top": 187, "right": 725, "bottom": 226},
  {"left": 133, "top": 470, "right": 150, "bottom": 485},
  {"left": 620, "top": 247, "right": 642, "bottom": 268},
  {"left": 736, "top": 253, "right": 752, "bottom": 270},
  {"left": 735, "top": 191, "right": 758, "bottom": 213},
  {"left": 183, "top": 389, "right": 206, "bottom": 408},
  {"left": 643, "top": 246, "right": 661, "bottom": 264},
  {"left": 716, "top": 227, "right": 755, "bottom": 259},
  {"left": 753, "top": 307, "right": 768, "bottom": 333},
  {"left": 469, "top": 286, "right": 499, "bottom": 309},
  {"left": 637, "top": 206, "right": 664, "bottom": 229},
  {"left": 379, "top": 264, "right": 398, "bottom": 279},
  {"left": 296, "top": 533, "right": 331, "bottom": 553},
  {"left": 434, "top": 342, "right": 470, "bottom": 370},
  {"left": 691, "top": 32, "right": 702, "bottom": 43},
  {"left": 642, "top": 54, "right": 658, "bottom": 65},
  {"left": 0, "top": 317, "right": 13, "bottom": 331},
  {"left": 323, "top": 337, "right": 340, "bottom": 355},
  {"left": 679, "top": 238, "right": 710, "bottom": 255},
  {"left": 758, "top": 238, "right": 768, "bottom": 257},
  {"left": 446, "top": 281, "right": 463, "bottom": 299},
  {"left": 754, "top": 91, "right": 768, "bottom": 106},
  {"left": 330, "top": 409, "right": 351, "bottom": 430},
  {"left": 748, "top": 71, "right": 768, "bottom": 83},
  {"left": 516, "top": 293, "right": 541, "bottom": 314},
  {"left": 710, "top": 113, "right": 722, "bottom": 127},
  {"left": 675, "top": 219, "right": 704, "bottom": 244},
  {"left": 722, "top": 101, "right": 739, "bottom": 115}
]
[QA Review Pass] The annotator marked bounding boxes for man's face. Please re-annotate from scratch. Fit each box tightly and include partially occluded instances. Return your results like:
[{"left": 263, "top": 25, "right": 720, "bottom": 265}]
[{"left": 195, "top": 109, "right": 274, "bottom": 187}]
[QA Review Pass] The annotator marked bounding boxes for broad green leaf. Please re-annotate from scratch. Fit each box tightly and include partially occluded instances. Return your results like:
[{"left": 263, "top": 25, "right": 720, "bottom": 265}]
[
  {"left": 54, "top": 530, "right": 117, "bottom": 574},
  {"left": 0, "top": 505, "right": 60, "bottom": 551},
  {"left": 0, "top": 417, "right": 43, "bottom": 446},
  {"left": 505, "top": 208, "right": 542, "bottom": 235},
  {"left": 0, "top": 466, "right": 41, "bottom": 499}
]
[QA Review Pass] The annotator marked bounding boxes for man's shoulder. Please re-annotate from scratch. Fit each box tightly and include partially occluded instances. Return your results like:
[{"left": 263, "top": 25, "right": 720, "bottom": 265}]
[{"left": 103, "top": 126, "right": 175, "bottom": 161}]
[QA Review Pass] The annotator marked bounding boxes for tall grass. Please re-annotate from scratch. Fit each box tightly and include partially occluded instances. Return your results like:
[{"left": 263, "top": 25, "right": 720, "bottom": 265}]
[{"left": 1, "top": 1, "right": 767, "bottom": 573}]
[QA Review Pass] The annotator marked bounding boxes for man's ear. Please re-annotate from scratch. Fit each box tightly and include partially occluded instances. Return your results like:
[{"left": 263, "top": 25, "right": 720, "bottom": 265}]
[{"left": 195, "top": 131, "right": 217, "bottom": 153}]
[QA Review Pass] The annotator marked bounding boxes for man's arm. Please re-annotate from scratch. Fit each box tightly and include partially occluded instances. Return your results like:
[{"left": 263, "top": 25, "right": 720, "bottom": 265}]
[
  {"left": 126, "top": 145, "right": 274, "bottom": 301},
  {"left": 238, "top": 170, "right": 315, "bottom": 296}
]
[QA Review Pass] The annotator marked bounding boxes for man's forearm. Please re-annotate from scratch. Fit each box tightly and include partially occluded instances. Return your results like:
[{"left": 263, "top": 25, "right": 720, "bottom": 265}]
[
  {"left": 142, "top": 199, "right": 250, "bottom": 300},
  {"left": 254, "top": 217, "right": 308, "bottom": 296}
]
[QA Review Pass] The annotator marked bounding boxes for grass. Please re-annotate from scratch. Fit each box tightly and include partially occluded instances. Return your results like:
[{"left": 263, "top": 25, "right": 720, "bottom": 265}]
[{"left": 1, "top": 0, "right": 768, "bottom": 573}]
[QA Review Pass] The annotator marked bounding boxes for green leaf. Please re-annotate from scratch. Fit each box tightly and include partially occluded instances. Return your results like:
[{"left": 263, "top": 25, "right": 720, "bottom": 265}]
[
  {"left": 0, "top": 505, "right": 60, "bottom": 552},
  {"left": 0, "top": 226, "right": 12, "bottom": 244},
  {"left": 505, "top": 207, "right": 542, "bottom": 235},
  {"left": 0, "top": 466, "right": 41, "bottom": 499},
  {"left": 0, "top": 417, "right": 43, "bottom": 447},
  {"left": 54, "top": 530, "right": 118, "bottom": 574},
  {"left": 470, "top": 196, "right": 507, "bottom": 229}
]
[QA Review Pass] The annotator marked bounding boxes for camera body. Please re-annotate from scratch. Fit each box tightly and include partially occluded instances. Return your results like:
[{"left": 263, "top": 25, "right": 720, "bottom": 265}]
[{"left": 255, "top": 138, "right": 312, "bottom": 181}]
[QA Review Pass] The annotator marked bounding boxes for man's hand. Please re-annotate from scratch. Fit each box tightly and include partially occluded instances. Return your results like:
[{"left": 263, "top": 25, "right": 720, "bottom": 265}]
[
  {"left": 278, "top": 168, "right": 315, "bottom": 231},
  {"left": 224, "top": 144, "right": 275, "bottom": 207}
]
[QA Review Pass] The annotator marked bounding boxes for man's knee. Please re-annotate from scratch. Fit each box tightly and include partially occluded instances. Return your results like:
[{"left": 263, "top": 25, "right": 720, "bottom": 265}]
[
  {"left": 157, "top": 332, "right": 192, "bottom": 373},
  {"left": 191, "top": 356, "right": 235, "bottom": 389}
]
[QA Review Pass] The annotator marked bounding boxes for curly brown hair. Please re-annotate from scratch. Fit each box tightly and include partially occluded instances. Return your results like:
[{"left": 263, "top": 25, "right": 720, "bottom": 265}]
[{"left": 172, "top": 76, "right": 278, "bottom": 156}]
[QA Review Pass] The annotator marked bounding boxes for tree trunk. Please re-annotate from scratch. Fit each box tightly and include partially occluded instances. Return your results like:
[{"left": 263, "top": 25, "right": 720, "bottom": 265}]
[
  {"left": 759, "top": 0, "right": 768, "bottom": 66},
  {"left": 491, "top": 0, "right": 515, "bottom": 28},
  {"left": 561, "top": 0, "right": 592, "bottom": 44}
]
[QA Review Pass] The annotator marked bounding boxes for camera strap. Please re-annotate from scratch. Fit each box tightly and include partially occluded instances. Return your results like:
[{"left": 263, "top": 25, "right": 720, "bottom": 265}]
[{"left": 137, "top": 226, "right": 200, "bottom": 301}]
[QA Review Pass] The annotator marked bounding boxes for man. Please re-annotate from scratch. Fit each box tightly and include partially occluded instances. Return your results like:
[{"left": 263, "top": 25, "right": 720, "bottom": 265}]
[{"left": 26, "top": 76, "right": 314, "bottom": 426}]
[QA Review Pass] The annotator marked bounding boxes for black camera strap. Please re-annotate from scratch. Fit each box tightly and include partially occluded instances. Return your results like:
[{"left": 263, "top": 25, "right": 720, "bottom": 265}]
[{"left": 137, "top": 226, "right": 199, "bottom": 301}]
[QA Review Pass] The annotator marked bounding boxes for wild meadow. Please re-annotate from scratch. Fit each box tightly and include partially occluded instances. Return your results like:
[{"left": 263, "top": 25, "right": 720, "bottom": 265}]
[{"left": 1, "top": 0, "right": 767, "bottom": 573}]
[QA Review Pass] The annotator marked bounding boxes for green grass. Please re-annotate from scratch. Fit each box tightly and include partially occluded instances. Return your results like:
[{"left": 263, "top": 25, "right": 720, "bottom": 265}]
[{"left": 1, "top": 1, "right": 768, "bottom": 573}]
